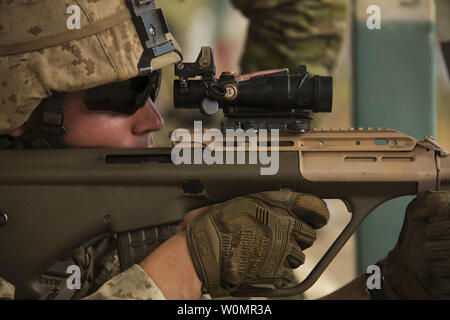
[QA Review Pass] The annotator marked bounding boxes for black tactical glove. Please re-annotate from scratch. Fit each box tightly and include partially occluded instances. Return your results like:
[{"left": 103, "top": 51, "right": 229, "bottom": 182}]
[{"left": 382, "top": 190, "right": 450, "bottom": 299}]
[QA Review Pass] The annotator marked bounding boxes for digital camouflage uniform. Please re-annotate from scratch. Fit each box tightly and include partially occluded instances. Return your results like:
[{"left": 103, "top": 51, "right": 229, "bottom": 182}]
[
  {"left": 0, "top": 264, "right": 165, "bottom": 300},
  {"left": 0, "top": 0, "right": 347, "bottom": 299}
]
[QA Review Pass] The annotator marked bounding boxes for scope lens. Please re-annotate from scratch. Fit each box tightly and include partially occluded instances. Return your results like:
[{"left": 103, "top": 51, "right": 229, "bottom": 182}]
[{"left": 316, "top": 76, "right": 333, "bottom": 113}]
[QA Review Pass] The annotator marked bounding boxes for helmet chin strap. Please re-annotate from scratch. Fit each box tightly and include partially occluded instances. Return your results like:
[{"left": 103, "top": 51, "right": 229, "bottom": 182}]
[
  {"left": 36, "top": 92, "right": 68, "bottom": 148},
  {"left": 39, "top": 92, "right": 66, "bottom": 131}
]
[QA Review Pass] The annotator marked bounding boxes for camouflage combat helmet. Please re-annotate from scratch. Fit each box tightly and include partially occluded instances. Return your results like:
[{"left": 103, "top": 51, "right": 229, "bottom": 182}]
[{"left": 0, "top": 0, "right": 182, "bottom": 135}]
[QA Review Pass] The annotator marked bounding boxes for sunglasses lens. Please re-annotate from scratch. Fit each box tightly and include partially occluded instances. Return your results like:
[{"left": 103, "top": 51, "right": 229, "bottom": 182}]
[{"left": 84, "top": 70, "right": 162, "bottom": 115}]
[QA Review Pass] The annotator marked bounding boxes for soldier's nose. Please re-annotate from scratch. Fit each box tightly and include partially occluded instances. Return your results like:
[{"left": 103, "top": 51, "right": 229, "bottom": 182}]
[{"left": 131, "top": 97, "right": 164, "bottom": 135}]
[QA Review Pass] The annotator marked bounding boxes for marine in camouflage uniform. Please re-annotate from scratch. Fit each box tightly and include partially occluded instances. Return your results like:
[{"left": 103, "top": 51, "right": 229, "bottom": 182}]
[
  {"left": 232, "top": 0, "right": 347, "bottom": 75},
  {"left": 0, "top": 0, "right": 347, "bottom": 300},
  {"left": 0, "top": 0, "right": 181, "bottom": 300}
]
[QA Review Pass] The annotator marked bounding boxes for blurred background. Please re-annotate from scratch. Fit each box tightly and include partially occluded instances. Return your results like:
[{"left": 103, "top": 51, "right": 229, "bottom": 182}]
[{"left": 153, "top": 0, "right": 450, "bottom": 299}]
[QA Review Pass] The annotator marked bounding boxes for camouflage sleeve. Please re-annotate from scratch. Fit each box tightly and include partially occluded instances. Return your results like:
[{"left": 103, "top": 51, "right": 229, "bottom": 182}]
[
  {"left": 231, "top": 0, "right": 347, "bottom": 75},
  {"left": 0, "top": 277, "right": 15, "bottom": 300},
  {"left": 83, "top": 264, "right": 166, "bottom": 300}
]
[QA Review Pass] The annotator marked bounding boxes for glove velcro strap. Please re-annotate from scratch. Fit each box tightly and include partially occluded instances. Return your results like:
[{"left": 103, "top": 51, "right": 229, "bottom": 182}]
[{"left": 186, "top": 221, "right": 221, "bottom": 293}]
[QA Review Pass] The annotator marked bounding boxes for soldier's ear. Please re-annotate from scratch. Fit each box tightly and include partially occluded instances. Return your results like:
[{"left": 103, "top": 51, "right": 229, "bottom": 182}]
[
  {"left": 7, "top": 103, "right": 43, "bottom": 137},
  {"left": 7, "top": 126, "right": 26, "bottom": 137}
]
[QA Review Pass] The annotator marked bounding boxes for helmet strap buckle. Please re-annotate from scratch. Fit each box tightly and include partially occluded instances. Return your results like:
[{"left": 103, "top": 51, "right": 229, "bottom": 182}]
[{"left": 40, "top": 92, "right": 66, "bottom": 134}]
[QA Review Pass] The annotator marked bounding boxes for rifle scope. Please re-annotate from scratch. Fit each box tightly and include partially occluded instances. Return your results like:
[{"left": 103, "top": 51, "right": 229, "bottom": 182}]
[{"left": 174, "top": 67, "right": 333, "bottom": 115}]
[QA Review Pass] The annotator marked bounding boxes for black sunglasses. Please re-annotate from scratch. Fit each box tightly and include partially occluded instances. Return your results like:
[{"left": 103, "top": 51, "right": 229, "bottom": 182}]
[{"left": 83, "top": 70, "right": 162, "bottom": 115}]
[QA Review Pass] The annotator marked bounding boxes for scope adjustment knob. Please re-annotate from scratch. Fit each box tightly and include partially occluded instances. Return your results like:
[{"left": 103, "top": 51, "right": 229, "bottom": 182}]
[{"left": 200, "top": 98, "right": 219, "bottom": 116}]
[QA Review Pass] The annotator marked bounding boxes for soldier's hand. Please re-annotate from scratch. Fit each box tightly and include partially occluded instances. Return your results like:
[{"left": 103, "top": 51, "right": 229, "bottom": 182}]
[
  {"left": 382, "top": 190, "right": 450, "bottom": 299},
  {"left": 185, "top": 189, "right": 329, "bottom": 296}
]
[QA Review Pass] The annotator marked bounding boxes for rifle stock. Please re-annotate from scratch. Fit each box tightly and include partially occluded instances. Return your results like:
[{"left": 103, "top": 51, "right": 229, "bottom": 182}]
[{"left": 0, "top": 129, "right": 448, "bottom": 298}]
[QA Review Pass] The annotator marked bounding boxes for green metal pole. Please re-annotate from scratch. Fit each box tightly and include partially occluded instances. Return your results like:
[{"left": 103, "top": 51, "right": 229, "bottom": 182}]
[{"left": 352, "top": 0, "right": 436, "bottom": 272}]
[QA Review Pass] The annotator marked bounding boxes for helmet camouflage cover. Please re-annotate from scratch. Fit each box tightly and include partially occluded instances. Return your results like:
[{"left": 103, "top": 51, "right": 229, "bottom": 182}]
[{"left": 0, "top": 0, "right": 182, "bottom": 134}]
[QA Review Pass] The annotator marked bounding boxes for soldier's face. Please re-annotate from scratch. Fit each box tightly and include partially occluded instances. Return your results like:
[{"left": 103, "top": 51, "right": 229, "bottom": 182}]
[{"left": 62, "top": 91, "right": 164, "bottom": 148}]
